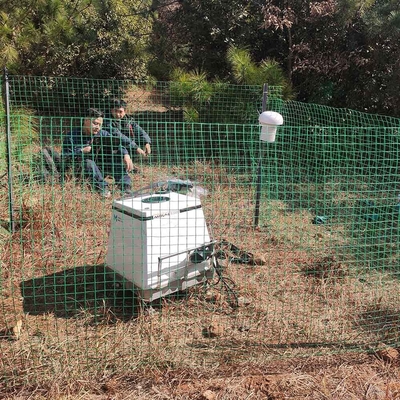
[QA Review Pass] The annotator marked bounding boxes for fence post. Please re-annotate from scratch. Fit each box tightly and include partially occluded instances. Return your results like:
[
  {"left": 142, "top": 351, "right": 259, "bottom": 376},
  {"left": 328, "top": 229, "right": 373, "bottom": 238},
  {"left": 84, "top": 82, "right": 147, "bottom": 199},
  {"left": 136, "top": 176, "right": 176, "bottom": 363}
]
[
  {"left": 3, "top": 67, "right": 15, "bottom": 233},
  {"left": 254, "top": 83, "right": 268, "bottom": 228}
]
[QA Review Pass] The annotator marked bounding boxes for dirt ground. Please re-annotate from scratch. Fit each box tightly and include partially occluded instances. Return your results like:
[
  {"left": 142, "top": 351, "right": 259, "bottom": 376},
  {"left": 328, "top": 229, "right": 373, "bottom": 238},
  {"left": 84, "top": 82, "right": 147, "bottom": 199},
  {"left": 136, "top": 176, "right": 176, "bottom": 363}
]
[
  {"left": 1, "top": 162, "right": 400, "bottom": 399},
  {"left": 2, "top": 352, "right": 400, "bottom": 399}
]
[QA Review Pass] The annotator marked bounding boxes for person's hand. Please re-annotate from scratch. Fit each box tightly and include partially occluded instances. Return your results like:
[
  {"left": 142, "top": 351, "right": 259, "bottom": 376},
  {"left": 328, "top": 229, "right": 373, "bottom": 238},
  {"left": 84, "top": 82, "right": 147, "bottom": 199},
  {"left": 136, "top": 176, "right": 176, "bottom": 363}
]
[
  {"left": 123, "top": 154, "right": 134, "bottom": 172},
  {"left": 144, "top": 143, "right": 151, "bottom": 155},
  {"left": 136, "top": 147, "right": 146, "bottom": 156},
  {"left": 81, "top": 146, "right": 92, "bottom": 153}
]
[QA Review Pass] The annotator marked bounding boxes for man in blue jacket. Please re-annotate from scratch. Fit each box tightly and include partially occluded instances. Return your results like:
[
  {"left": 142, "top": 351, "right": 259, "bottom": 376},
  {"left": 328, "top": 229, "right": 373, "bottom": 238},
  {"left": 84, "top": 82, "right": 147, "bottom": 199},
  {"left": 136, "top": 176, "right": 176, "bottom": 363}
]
[
  {"left": 62, "top": 108, "right": 134, "bottom": 197},
  {"left": 103, "top": 99, "right": 152, "bottom": 157}
]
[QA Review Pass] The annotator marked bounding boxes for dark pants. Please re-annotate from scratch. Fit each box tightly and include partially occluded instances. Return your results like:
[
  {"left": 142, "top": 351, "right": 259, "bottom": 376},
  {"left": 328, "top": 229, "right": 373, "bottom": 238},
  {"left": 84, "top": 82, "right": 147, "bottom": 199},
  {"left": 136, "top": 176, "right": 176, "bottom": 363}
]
[
  {"left": 101, "top": 156, "right": 132, "bottom": 190},
  {"left": 65, "top": 156, "right": 131, "bottom": 193}
]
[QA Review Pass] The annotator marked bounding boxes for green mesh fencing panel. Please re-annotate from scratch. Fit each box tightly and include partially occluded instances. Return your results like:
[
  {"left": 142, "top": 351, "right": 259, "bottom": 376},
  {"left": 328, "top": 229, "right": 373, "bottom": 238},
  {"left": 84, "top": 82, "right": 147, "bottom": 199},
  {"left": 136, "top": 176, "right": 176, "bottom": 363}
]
[
  {"left": 6, "top": 75, "right": 282, "bottom": 123},
  {"left": 1, "top": 75, "right": 400, "bottom": 394},
  {"left": 280, "top": 99, "right": 400, "bottom": 127}
]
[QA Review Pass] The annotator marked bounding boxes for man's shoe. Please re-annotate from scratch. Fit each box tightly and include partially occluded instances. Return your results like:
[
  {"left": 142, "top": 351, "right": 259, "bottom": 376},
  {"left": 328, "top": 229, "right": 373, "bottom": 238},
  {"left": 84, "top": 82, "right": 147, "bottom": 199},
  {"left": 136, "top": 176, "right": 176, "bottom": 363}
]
[
  {"left": 120, "top": 185, "right": 133, "bottom": 196},
  {"left": 123, "top": 190, "right": 134, "bottom": 197},
  {"left": 100, "top": 190, "right": 112, "bottom": 199}
]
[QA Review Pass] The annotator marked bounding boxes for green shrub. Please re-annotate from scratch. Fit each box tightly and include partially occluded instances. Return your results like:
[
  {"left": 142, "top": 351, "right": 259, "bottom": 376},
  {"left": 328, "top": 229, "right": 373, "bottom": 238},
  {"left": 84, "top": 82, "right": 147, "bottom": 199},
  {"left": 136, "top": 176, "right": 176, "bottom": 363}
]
[
  {"left": 169, "top": 69, "right": 274, "bottom": 124},
  {"left": 0, "top": 108, "right": 39, "bottom": 172},
  {"left": 227, "top": 46, "right": 293, "bottom": 100}
]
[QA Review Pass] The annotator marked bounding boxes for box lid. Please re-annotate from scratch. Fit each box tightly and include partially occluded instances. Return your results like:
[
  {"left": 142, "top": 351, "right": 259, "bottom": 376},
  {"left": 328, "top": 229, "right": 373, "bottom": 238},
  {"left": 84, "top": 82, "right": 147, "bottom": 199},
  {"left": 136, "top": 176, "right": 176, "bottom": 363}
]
[{"left": 112, "top": 191, "right": 201, "bottom": 219}]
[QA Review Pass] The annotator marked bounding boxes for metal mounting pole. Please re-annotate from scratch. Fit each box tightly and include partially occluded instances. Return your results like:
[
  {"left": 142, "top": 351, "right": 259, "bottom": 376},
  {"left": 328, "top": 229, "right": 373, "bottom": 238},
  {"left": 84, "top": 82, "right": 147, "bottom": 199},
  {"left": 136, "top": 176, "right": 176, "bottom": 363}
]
[
  {"left": 254, "top": 83, "right": 268, "bottom": 228},
  {"left": 3, "top": 67, "right": 15, "bottom": 233}
]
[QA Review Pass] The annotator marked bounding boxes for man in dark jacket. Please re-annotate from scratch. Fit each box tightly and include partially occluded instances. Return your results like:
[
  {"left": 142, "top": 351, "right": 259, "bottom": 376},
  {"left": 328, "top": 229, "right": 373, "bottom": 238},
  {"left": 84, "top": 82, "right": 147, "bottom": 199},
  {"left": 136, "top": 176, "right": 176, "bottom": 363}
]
[
  {"left": 62, "top": 108, "right": 134, "bottom": 197},
  {"left": 103, "top": 99, "right": 152, "bottom": 157}
]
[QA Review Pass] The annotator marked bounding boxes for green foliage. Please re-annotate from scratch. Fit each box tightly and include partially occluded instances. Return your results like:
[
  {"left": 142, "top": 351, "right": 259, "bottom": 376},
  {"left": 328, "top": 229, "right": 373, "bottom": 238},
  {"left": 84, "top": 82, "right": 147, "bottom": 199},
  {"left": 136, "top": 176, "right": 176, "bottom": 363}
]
[
  {"left": 77, "top": 0, "right": 153, "bottom": 78},
  {"left": 11, "top": 109, "right": 39, "bottom": 159},
  {"left": 183, "top": 107, "right": 200, "bottom": 123},
  {"left": 168, "top": 44, "right": 292, "bottom": 123},
  {"left": 226, "top": 47, "right": 256, "bottom": 84},
  {"left": 0, "top": 108, "right": 38, "bottom": 173},
  {"left": 8, "top": 76, "right": 128, "bottom": 116},
  {"left": 169, "top": 68, "right": 263, "bottom": 124},
  {"left": 170, "top": 69, "right": 212, "bottom": 100},
  {"left": 0, "top": 0, "right": 84, "bottom": 73},
  {"left": 0, "top": 0, "right": 153, "bottom": 78},
  {"left": 2, "top": 0, "right": 400, "bottom": 115},
  {"left": 149, "top": 0, "right": 267, "bottom": 80},
  {"left": 362, "top": 0, "right": 400, "bottom": 37},
  {"left": 337, "top": 0, "right": 377, "bottom": 24},
  {"left": 170, "top": 69, "right": 214, "bottom": 121},
  {"left": 227, "top": 46, "right": 293, "bottom": 99}
]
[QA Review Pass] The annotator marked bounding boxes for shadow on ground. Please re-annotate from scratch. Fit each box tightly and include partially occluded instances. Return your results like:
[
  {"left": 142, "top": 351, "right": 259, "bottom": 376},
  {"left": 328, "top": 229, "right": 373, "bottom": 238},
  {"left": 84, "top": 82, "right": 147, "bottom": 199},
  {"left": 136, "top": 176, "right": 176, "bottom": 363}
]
[
  {"left": 20, "top": 265, "right": 139, "bottom": 321},
  {"left": 356, "top": 306, "right": 400, "bottom": 347}
]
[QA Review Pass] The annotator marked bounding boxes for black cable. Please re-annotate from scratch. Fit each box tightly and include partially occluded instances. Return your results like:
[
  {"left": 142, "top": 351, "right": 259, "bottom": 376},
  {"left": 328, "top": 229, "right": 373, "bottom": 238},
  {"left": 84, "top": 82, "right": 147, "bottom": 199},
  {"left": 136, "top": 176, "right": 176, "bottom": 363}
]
[
  {"left": 211, "top": 254, "right": 239, "bottom": 309},
  {"left": 192, "top": 240, "right": 251, "bottom": 310}
]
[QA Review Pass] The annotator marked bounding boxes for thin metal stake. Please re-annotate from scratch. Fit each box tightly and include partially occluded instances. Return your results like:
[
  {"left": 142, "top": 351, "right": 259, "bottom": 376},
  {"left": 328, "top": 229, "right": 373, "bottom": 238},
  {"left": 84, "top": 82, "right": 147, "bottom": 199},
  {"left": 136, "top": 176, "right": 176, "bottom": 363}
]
[
  {"left": 254, "top": 83, "right": 268, "bottom": 228},
  {"left": 4, "top": 67, "right": 15, "bottom": 233}
]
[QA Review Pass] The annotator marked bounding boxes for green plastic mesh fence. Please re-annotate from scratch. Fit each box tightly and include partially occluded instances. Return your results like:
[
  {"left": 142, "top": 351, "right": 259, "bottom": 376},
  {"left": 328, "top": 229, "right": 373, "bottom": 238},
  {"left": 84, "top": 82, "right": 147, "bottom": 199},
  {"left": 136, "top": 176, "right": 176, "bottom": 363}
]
[
  {"left": 6, "top": 75, "right": 282, "bottom": 122},
  {"left": 1, "top": 75, "right": 400, "bottom": 393},
  {"left": 281, "top": 99, "right": 400, "bottom": 127}
]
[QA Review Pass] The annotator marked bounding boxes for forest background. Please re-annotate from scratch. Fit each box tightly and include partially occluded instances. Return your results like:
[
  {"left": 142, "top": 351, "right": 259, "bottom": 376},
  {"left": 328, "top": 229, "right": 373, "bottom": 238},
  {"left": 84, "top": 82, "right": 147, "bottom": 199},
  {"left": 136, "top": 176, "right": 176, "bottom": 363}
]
[{"left": 1, "top": 0, "right": 399, "bottom": 116}]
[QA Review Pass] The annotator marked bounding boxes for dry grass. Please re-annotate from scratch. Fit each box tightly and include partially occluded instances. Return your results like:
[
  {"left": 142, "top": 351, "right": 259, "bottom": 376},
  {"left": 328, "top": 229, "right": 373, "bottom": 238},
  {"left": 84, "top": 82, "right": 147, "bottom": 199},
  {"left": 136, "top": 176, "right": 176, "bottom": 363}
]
[{"left": 1, "top": 161, "right": 400, "bottom": 399}]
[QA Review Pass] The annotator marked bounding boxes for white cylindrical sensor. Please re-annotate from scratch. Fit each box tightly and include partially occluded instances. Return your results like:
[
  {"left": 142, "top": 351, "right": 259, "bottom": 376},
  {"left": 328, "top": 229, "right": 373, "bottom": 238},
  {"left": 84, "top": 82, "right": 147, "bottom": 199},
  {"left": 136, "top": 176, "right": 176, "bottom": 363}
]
[{"left": 259, "top": 111, "right": 284, "bottom": 142}]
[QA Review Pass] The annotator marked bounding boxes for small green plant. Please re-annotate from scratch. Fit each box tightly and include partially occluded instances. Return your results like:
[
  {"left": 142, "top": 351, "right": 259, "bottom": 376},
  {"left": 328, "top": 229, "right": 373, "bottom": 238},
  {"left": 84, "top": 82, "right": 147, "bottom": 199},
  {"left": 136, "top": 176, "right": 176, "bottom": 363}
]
[
  {"left": 169, "top": 49, "right": 288, "bottom": 124},
  {"left": 169, "top": 69, "right": 215, "bottom": 122},
  {"left": 0, "top": 107, "right": 39, "bottom": 173},
  {"left": 227, "top": 46, "right": 293, "bottom": 100},
  {"left": 169, "top": 69, "right": 268, "bottom": 124},
  {"left": 183, "top": 106, "right": 199, "bottom": 123}
]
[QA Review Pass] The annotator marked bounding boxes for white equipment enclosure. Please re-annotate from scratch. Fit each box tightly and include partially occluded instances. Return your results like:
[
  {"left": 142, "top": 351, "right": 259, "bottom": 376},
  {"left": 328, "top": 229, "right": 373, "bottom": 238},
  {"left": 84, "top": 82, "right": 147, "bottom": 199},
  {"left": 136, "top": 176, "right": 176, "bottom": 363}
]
[{"left": 106, "top": 192, "right": 213, "bottom": 301}]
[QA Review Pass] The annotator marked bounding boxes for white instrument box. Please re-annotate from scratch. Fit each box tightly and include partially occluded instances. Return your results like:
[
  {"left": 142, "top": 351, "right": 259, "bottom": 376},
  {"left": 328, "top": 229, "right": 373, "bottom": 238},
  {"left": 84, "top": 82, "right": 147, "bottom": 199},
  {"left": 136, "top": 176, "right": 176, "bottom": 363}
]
[{"left": 106, "top": 192, "right": 213, "bottom": 301}]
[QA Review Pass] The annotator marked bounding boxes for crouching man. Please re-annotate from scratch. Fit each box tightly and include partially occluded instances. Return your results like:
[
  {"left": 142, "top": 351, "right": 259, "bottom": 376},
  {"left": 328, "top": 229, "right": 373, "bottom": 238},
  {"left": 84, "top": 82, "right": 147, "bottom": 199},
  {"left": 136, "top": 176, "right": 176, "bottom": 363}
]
[
  {"left": 103, "top": 99, "right": 152, "bottom": 157},
  {"left": 62, "top": 108, "right": 134, "bottom": 198}
]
